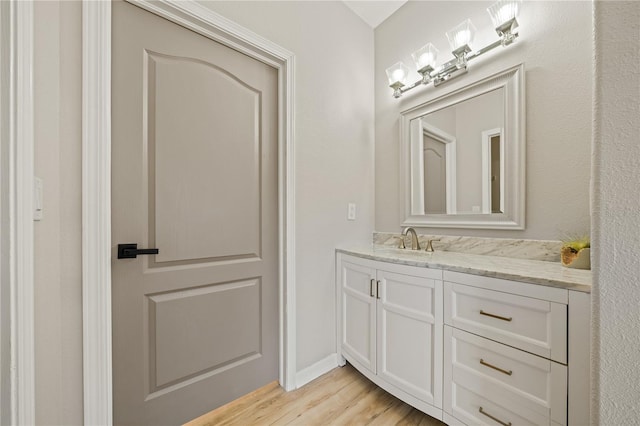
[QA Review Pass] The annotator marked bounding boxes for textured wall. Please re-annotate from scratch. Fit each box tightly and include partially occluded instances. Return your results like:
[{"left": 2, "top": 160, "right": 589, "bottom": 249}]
[
  {"left": 375, "top": 1, "right": 592, "bottom": 239},
  {"left": 592, "top": 1, "right": 640, "bottom": 423}
]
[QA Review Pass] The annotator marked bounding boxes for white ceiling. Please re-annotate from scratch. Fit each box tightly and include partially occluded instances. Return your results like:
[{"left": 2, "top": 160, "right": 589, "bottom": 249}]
[{"left": 343, "top": 1, "right": 408, "bottom": 28}]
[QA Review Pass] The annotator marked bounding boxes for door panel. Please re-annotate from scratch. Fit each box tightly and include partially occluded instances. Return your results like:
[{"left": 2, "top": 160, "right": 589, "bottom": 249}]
[
  {"left": 149, "top": 51, "right": 261, "bottom": 263},
  {"left": 149, "top": 279, "right": 261, "bottom": 390},
  {"left": 423, "top": 135, "right": 446, "bottom": 214},
  {"left": 112, "top": 2, "right": 278, "bottom": 424}
]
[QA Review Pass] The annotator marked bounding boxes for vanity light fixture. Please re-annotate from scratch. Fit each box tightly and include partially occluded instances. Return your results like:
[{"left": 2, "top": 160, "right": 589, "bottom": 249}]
[
  {"left": 446, "top": 19, "right": 477, "bottom": 69},
  {"left": 386, "top": 0, "right": 522, "bottom": 98},
  {"left": 411, "top": 43, "right": 439, "bottom": 84},
  {"left": 487, "top": 0, "right": 520, "bottom": 45},
  {"left": 386, "top": 62, "right": 411, "bottom": 98}
]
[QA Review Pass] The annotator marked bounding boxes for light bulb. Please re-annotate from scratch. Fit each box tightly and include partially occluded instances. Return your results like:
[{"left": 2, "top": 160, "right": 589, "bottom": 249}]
[
  {"left": 411, "top": 43, "right": 439, "bottom": 76},
  {"left": 385, "top": 62, "right": 410, "bottom": 87},
  {"left": 419, "top": 53, "right": 433, "bottom": 67},
  {"left": 455, "top": 30, "right": 471, "bottom": 47},
  {"left": 392, "top": 68, "right": 406, "bottom": 82},
  {"left": 487, "top": 0, "right": 521, "bottom": 29},
  {"left": 446, "top": 19, "right": 477, "bottom": 52},
  {"left": 498, "top": 4, "right": 517, "bottom": 24}
]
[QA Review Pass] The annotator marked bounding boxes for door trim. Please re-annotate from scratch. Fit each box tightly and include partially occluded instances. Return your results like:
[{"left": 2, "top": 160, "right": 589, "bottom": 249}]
[
  {"left": 481, "top": 127, "right": 505, "bottom": 214},
  {"left": 1, "top": 1, "right": 35, "bottom": 424},
  {"left": 82, "top": 2, "right": 296, "bottom": 424}
]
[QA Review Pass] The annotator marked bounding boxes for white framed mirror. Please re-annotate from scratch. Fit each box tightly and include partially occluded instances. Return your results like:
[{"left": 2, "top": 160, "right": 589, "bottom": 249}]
[{"left": 400, "top": 64, "right": 525, "bottom": 229}]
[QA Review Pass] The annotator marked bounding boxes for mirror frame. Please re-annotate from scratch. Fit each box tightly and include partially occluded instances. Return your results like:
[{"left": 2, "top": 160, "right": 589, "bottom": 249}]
[{"left": 399, "top": 63, "right": 525, "bottom": 229}]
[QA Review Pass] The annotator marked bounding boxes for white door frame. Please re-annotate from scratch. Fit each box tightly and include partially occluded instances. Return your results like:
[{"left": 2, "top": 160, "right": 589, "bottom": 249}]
[
  {"left": 481, "top": 127, "right": 505, "bottom": 214},
  {"left": 0, "top": 0, "right": 35, "bottom": 424},
  {"left": 82, "top": 1, "right": 296, "bottom": 424}
]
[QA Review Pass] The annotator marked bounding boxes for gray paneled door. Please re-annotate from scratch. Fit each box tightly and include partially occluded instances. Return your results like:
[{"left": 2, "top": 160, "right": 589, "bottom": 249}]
[
  {"left": 111, "top": 2, "right": 279, "bottom": 424},
  {"left": 423, "top": 135, "right": 447, "bottom": 214}
]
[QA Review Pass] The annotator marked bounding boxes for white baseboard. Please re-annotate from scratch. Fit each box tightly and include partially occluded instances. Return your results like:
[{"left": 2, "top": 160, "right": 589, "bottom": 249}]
[{"left": 295, "top": 353, "right": 339, "bottom": 388}]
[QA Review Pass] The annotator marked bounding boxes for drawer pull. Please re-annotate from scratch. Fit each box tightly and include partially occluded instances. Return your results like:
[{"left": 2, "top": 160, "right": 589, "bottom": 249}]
[
  {"left": 480, "top": 310, "right": 513, "bottom": 322},
  {"left": 370, "top": 279, "right": 375, "bottom": 297},
  {"left": 376, "top": 280, "right": 381, "bottom": 299},
  {"left": 479, "top": 407, "right": 512, "bottom": 426},
  {"left": 480, "top": 358, "right": 513, "bottom": 376}
]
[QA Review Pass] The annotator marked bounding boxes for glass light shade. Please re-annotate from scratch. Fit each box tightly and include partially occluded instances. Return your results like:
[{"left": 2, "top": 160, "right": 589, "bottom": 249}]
[
  {"left": 412, "top": 43, "right": 439, "bottom": 74},
  {"left": 487, "top": 0, "right": 521, "bottom": 29},
  {"left": 446, "top": 19, "right": 477, "bottom": 52},
  {"left": 385, "top": 62, "right": 410, "bottom": 87}
]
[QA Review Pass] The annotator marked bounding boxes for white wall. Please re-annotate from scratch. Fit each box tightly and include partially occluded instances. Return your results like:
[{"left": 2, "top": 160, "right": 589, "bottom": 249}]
[
  {"left": 592, "top": 1, "right": 640, "bottom": 423},
  {"left": 375, "top": 1, "right": 592, "bottom": 239},
  {"left": 198, "top": 1, "right": 375, "bottom": 374},
  {"left": 0, "top": 2, "right": 11, "bottom": 423},
  {"left": 31, "top": 2, "right": 373, "bottom": 421},
  {"left": 33, "top": 1, "right": 83, "bottom": 424}
]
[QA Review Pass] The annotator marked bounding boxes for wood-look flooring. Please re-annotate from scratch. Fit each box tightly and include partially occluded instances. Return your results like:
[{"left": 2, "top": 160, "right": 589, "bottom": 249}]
[{"left": 185, "top": 363, "right": 445, "bottom": 426}]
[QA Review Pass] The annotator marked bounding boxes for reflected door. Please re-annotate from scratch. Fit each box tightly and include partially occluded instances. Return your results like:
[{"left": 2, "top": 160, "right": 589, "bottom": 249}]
[
  {"left": 491, "top": 135, "right": 502, "bottom": 213},
  {"left": 111, "top": 2, "right": 279, "bottom": 424},
  {"left": 424, "top": 135, "right": 447, "bottom": 214}
]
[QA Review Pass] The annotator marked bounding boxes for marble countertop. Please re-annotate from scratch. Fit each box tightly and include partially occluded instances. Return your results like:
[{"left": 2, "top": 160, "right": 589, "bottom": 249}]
[{"left": 337, "top": 245, "right": 592, "bottom": 293}]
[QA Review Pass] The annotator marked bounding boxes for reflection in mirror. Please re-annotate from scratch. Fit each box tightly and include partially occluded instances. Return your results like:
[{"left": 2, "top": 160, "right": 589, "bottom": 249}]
[
  {"left": 417, "top": 88, "right": 504, "bottom": 215},
  {"left": 423, "top": 129, "right": 447, "bottom": 214},
  {"left": 400, "top": 64, "right": 524, "bottom": 229},
  {"left": 421, "top": 120, "right": 455, "bottom": 214},
  {"left": 488, "top": 131, "right": 503, "bottom": 213}
]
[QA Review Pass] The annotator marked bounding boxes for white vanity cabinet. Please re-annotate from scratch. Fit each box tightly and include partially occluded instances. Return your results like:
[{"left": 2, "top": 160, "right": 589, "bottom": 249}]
[
  {"left": 336, "top": 250, "right": 591, "bottom": 426},
  {"left": 337, "top": 253, "right": 444, "bottom": 418},
  {"left": 442, "top": 271, "right": 590, "bottom": 426}
]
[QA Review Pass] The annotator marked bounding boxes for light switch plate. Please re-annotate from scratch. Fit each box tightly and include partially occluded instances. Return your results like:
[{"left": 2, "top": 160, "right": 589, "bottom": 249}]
[
  {"left": 34, "top": 176, "right": 43, "bottom": 221},
  {"left": 348, "top": 203, "right": 356, "bottom": 220}
]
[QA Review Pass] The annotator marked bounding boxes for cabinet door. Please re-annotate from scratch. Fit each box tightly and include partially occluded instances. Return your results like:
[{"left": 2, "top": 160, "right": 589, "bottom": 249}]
[
  {"left": 340, "top": 259, "right": 377, "bottom": 373},
  {"left": 377, "top": 269, "right": 443, "bottom": 407}
]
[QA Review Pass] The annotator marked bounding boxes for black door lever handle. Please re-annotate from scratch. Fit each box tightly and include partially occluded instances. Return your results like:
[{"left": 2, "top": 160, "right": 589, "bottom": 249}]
[{"left": 117, "top": 243, "right": 159, "bottom": 259}]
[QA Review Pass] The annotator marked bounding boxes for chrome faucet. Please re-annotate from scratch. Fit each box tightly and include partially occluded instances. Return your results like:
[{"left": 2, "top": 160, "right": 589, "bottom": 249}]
[
  {"left": 400, "top": 227, "right": 421, "bottom": 250},
  {"left": 425, "top": 238, "right": 441, "bottom": 252}
]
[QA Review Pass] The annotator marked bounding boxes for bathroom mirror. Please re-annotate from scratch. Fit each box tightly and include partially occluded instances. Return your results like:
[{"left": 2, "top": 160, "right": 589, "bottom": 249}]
[{"left": 400, "top": 64, "right": 525, "bottom": 229}]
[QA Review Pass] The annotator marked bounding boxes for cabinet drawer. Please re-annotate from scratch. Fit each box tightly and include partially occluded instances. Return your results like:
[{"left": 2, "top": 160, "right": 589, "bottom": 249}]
[
  {"left": 446, "top": 382, "right": 546, "bottom": 426},
  {"left": 445, "top": 282, "right": 567, "bottom": 363},
  {"left": 444, "top": 327, "right": 567, "bottom": 425}
]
